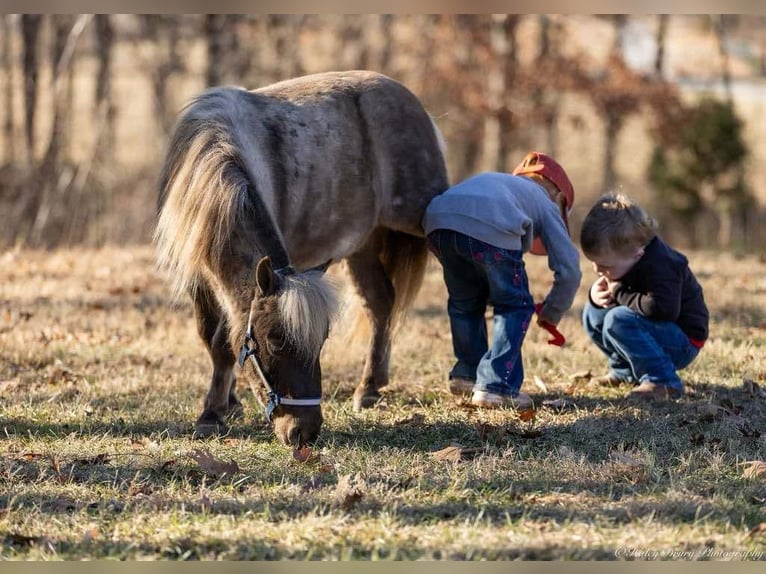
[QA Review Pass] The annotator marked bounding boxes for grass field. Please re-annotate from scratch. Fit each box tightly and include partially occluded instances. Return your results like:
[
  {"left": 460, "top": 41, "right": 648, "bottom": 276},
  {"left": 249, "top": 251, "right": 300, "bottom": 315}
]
[{"left": 0, "top": 246, "right": 764, "bottom": 560}]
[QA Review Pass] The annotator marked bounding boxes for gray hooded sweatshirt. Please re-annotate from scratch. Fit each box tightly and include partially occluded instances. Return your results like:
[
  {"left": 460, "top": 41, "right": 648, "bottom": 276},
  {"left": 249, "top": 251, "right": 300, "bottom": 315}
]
[{"left": 422, "top": 172, "right": 581, "bottom": 324}]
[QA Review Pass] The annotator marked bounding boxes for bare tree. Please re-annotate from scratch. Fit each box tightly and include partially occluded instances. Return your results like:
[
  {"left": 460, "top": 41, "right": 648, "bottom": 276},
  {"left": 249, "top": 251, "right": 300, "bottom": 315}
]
[
  {"left": 1, "top": 15, "right": 16, "bottom": 165},
  {"left": 654, "top": 15, "right": 669, "bottom": 79},
  {"left": 490, "top": 14, "right": 519, "bottom": 172},
  {"left": 21, "top": 15, "right": 42, "bottom": 166},
  {"left": 94, "top": 14, "right": 115, "bottom": 164},
  {"left": 139, "top": 15, "right": 185, "bottom": 136},
  {"left": 712, "top": 15, "right": 734, "bottom": 104}
]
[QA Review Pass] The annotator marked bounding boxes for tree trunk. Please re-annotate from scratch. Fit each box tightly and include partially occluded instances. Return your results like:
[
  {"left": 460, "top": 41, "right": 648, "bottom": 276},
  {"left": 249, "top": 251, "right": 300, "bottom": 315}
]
[
  {"left": 712, "top": 15, "right": 733, "bottom": 104},
  {"left": 603, "top": 112, "right": 620, "bottom": 191},
  {"left": 1, "top": 15, "right": 15, "bottom": 165},
  {"left": 654, "top": 15, "right": 668, "bottom": 79},
  {"left": 205, "top": 14, "right": 227, "bottom": 86},
  {"left": 493, "top": 15, "right": 518, "bottom": 172},
  {"left": 21, "top": 14, "right": 42, "bottom": 165},
  {"left": 378, "top": 15, "right": 394, "bottom": 73},
  {"left": 94, "top": 14, "right": 115, "bottom": 164}
]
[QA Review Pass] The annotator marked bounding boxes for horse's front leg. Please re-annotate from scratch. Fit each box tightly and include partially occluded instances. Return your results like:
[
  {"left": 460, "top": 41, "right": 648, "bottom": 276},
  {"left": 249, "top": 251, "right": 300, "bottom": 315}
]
[
  {"left": 346, "top": 239, "right": 394, "bottom": 411},
  {"left": 191, "top": 287, "right": 241, "bottom": 436}
]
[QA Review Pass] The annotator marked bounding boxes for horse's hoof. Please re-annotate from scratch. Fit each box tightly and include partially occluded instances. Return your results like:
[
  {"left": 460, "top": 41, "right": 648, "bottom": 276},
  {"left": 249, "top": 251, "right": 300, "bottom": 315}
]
[
  {"left": 352, "top": 390, "right": 382, "bottom": 412},
  {"left": 193, "top": 420, "right": 228, "bottom": 438}
]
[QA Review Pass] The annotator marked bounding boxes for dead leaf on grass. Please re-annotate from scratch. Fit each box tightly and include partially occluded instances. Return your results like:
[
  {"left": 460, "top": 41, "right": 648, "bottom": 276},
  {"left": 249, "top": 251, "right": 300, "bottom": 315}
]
[
  {"left": 741, "top": 460, "right": 766, "bottom": 480},
  {"left": 430, "top": 443, "right": 483, "bottom": 462},
  {"left": 189, "top": 449, "right": 240, "bottom": 478},
  {"left": 566, "top": 370, "right": 592, "bottom": 395},
  {"left": 15, "top": 452, "right": 47, "bottom": 461},
  {"left": 334, "top": 473, "right": 366, "bottom": 510},
  {"left": 516, "top": 407, "right": 536, "bottom": 422},
  {"left": 292, "top": 445, "right": 322, "bottom": 464}
]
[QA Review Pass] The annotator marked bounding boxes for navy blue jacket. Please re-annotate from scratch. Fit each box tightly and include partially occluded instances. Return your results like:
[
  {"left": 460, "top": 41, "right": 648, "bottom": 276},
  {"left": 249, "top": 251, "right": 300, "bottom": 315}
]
[{"left": 611, "top": 236, "right": 709, "bottom": 343}]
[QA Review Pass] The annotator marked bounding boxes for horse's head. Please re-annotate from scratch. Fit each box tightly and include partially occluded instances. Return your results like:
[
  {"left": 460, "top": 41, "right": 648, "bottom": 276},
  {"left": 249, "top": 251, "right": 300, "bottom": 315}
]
[{"left": 241, "top": 257, "right": 338, "bottom": 447}]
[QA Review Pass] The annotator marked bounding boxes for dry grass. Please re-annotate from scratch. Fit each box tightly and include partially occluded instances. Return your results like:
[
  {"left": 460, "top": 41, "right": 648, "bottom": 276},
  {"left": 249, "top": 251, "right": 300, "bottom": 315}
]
[{"left": 0, "top": 246, "right": 765, "bottom": 560}]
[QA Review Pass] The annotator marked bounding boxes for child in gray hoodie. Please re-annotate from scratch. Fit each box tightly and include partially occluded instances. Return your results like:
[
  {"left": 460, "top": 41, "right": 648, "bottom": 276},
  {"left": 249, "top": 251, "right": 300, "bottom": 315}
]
[{"left": 423, "top": 152, "right": 581, "bottom": 409}]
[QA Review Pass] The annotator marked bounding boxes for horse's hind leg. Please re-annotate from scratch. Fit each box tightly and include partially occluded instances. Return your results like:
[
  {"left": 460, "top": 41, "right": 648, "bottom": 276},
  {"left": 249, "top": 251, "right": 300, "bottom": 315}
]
[
  {"left": 346, "top": 231, "right": 395, "bottom": 411},
  {"left": 191, "top": 283, "right": 241, "bottom": 436}
]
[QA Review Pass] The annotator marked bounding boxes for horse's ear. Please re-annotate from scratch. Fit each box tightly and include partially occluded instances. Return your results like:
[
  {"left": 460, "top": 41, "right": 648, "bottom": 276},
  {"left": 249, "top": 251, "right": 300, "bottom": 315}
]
[{"left": 255, "top": 256, "right": 277, "bottom": 297}]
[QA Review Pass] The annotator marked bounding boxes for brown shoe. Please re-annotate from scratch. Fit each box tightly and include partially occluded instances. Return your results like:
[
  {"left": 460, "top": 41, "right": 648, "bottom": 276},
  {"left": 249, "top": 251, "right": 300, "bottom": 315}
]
[
  {"left": 471, "top": 390, "right": 534, "bottom": 410},
  {"left": 592, "top": 373, "right": 635, "bottom": 387},
  {"left": 448, "top": 377, "right": 475, "bottom": 397},
  {"left": 628, "top": 381, "right": 684, "bottom": 400}
]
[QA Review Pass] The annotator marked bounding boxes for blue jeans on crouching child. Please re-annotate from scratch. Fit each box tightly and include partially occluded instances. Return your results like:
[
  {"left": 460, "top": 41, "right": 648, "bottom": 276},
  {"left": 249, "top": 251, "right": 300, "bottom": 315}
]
[
  {"left": 427, "top": 229, "right": 535, "bottom": 397},
  {"left": 582, "top": 303, "right": 700, "bottom": 393}
]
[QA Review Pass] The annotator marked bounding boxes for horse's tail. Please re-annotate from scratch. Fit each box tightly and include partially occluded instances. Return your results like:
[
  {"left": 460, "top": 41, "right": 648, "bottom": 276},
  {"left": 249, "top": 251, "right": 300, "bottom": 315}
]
[
  {"left": 381, "top": 230, "right": 429, "bottom": 333},
  {"left": 383, "top": 114, "right": 445, "bottom": 331}
]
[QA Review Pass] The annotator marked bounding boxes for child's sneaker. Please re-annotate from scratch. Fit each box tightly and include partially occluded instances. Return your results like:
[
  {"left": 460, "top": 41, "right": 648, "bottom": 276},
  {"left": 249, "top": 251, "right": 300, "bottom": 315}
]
[
  {"left": 471, "top": 390, "right": 534, "bottom": 410},
  {"left": 628, "top": 381, "right": 684, "bottom": 400},
  {"left": 448, "top": 377, "right": 475, "bottom": 397}
]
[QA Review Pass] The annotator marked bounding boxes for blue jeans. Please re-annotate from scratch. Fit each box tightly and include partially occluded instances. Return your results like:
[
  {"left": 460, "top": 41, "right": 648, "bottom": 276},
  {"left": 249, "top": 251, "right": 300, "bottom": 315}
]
[
  {"left": 582, "top": 302, "right": 700, "bottom": 392},
  {"left": 427, "top": 230, "right": 534, "bottom": 397}
]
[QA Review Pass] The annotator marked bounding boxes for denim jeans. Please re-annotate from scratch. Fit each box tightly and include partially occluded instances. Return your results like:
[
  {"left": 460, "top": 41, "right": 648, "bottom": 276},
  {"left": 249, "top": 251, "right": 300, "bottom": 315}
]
[
  {"left": 582, "top": 302, "right": 700, "bottom": 392},
  {"left": 427, "top": 229, "right": 534, "bottom": 397}
]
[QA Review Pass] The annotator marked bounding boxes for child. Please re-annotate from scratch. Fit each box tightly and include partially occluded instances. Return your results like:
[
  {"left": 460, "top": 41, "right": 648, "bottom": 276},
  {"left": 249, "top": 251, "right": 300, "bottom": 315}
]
[
  {"left": 422, "top": 152, "right": 582, "bottom": 409},
  {"left": 580, "top": 193, "right": 709, "bottom": 399}
]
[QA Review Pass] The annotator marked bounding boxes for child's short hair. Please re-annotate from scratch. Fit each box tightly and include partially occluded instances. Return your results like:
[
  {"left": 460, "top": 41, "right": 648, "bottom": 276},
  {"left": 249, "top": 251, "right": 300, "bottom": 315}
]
[{"left": 580, "top": 193, "right": 658, "bottom": 257}]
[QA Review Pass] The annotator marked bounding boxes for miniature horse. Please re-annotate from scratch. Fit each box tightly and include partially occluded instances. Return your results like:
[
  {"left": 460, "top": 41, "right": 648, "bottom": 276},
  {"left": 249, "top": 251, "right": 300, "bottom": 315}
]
[{"left": 155, "top": 70, "right": 449, "bottom": 446}]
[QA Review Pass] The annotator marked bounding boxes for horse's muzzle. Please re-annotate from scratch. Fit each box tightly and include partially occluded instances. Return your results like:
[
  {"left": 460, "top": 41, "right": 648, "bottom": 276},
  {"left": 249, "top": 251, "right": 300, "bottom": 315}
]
[{"left": 273, "top": 406, "right": 323, "bottom": 447}]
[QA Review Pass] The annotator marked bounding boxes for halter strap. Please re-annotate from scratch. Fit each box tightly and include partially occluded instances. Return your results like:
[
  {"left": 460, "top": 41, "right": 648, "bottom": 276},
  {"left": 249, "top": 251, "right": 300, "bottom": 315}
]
[{"left": 238, "top": 318, "right": 321, "bottom": 421}]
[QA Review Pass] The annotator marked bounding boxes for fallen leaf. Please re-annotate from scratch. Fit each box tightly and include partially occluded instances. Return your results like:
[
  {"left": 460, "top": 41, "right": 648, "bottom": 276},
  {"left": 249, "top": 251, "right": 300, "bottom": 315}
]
[
  {"left": 517, "top": 408, "right": 536, "bottom": 422},
  {"left": 564, "top": 370, "right": 593, "bottom": 395},
  {"left": 532, "top": 375, "right": 548, "bottom": 392},
  {"left": 742, "top": 460, "right": 766, "bottom": 480},
  {"left": 334, "top": 473, "right": 365, "bottom": 510},
  {"left": 292, "top": 445, "right": 321, "bottom": 464},
  {"left": 747, "top": 523, "right": 766, "bottom": 538},
  {"left": 189, "top": 449, "right": 240, "bottom": 478},
  {"left": 430, "top": 443, "right": 482, "bottom": 462},
  {"left": 570, "top": 370, "right": 593, "bottom": 382},
  {"left": 15, "top": 452, "right": 47, "bottom": 461}
]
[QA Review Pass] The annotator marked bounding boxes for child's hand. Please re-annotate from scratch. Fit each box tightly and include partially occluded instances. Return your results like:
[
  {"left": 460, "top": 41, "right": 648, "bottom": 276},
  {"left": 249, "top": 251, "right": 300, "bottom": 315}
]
[{"left": 590, "top": 276, "right": 616, "bottom": 308}]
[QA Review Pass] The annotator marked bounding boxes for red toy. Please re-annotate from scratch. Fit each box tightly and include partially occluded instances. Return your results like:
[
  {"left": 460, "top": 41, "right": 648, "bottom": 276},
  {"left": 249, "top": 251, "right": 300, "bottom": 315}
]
[{"left": 534, "top": 302, "right": 566, "bottom": 346}]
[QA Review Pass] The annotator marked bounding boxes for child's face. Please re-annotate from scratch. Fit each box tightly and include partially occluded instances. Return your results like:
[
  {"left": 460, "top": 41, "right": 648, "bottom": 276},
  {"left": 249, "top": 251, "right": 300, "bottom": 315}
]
[{"left": 588, "top": 247, "right": 644, "bottom": 280}]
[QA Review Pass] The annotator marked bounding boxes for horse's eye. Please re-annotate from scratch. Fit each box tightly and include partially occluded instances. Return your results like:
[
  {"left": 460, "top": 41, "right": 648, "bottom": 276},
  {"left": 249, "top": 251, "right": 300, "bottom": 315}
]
[{"left": 266, "top": 332, "right": 286, "bottom": 353}]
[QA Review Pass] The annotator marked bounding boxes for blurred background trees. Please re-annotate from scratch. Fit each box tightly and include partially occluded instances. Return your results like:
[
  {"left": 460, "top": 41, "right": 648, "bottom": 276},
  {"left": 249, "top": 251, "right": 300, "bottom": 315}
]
[{"left": 0, "top": 14, "right": 763, "bottom": 252}]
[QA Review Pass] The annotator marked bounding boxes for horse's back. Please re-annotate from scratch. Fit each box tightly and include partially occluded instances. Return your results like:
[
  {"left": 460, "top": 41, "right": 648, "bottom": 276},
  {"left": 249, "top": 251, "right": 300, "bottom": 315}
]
[
  {"left": 163, "top": 71, "right": 448, "bottom": 271},
  {"left": 253, "top": 71, "right": 448, "bottom": 234}
]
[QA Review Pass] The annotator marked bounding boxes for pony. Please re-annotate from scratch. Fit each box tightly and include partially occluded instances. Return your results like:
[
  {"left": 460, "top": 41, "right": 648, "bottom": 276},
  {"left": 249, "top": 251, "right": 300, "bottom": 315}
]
[{"left": 155, "top": 70, "right": 449, "bottom": 447}]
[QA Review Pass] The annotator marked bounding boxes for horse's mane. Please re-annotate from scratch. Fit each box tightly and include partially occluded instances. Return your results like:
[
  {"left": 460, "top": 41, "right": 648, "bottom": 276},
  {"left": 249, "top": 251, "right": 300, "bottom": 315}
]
[{"left": 278, "top": 270, "right": 339, "bottom": 359}]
